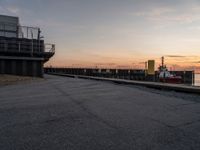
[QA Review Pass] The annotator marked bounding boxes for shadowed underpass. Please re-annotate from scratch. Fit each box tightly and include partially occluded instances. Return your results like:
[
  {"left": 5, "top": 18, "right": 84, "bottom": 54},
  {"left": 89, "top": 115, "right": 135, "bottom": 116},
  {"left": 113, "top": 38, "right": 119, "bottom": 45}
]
[{"left": 0, "top": 75, "right": 200, "bottom": 150}]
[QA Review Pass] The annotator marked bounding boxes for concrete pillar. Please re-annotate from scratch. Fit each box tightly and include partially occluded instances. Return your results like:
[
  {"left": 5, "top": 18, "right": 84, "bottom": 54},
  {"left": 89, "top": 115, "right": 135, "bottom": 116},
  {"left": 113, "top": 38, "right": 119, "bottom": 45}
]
[
  {"left": 32, "top": 61, "right": 37, "bottom": 77},
  {"left": 41, "top": 61, "right": 44, "bottom": 77},
  {"left": 22, "top": 60, "right": 27, "bottom": 76},
  {"left": 0, "top": 60, "right": 1, "bottom": 74},
  {"left": 0, "top": 60, "right": 5, "bottom": 74},
  {"left": 11, "top": 60, "right": 17, "bottom": 75}
]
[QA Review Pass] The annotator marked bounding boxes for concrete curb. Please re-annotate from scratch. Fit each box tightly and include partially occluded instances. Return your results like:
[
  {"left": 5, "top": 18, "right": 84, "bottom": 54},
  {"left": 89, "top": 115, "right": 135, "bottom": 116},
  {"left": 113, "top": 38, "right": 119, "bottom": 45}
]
[{"left": 46, "top": 73, "right": 200, "bottom": 94}]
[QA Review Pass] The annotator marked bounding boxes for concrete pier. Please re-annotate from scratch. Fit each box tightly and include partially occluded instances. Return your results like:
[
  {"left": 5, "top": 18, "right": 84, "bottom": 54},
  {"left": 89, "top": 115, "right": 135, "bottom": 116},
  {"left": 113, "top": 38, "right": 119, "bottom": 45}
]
[
  {"left": 47, "top": 72, "right": 200, "bottom": 94},
  {"left": 44, "top": 67, "right": 195, "bottom": 85},
  {"left": 0, "top": 75, "right": 200, "bottom": 150}
]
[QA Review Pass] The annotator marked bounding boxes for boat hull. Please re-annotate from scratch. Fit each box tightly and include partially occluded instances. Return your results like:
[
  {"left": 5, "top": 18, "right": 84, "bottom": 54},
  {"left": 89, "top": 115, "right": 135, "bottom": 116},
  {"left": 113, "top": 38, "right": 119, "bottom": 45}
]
[{"left": 159, "top": 77, "right": 182, "bottom": 84}]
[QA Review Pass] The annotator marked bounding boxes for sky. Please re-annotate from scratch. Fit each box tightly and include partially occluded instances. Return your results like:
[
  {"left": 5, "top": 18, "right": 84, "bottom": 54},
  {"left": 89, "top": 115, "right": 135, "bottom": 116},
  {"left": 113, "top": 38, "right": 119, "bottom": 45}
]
[{"left": 0, "top": 0, "right": 200, "bottom": 72}]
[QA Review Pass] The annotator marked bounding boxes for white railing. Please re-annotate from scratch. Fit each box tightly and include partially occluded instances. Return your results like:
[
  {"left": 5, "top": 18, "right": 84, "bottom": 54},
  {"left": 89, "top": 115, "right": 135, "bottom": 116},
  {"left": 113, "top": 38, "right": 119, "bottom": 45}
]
[
  {"left": 45, "top": 43, "right": 55, "bottom": 53},
  {"left": 0, "top": 22, "right": 40, "bottom": 40},
  {"left": 0, "top": 23, "right": 55, "bottom": 54},
  {"left": 0, "top": 40, "right": 55, "bottom": 54}
]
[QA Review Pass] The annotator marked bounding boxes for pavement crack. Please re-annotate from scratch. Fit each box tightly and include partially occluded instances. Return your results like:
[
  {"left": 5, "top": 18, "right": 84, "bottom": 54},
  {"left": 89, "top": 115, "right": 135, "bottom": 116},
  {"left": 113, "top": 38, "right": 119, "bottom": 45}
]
[
  {"left": 175, "top": 102, "right": 198, "bottom": 107},
  {"left": 175, "top": 119, "right": 200, "bottom": 128},
  {"left": 51, "top": 83, "right": 119, "bottom": 130},
  {"left": 148, "top": 117, "right": 174, "bottom": 128}
]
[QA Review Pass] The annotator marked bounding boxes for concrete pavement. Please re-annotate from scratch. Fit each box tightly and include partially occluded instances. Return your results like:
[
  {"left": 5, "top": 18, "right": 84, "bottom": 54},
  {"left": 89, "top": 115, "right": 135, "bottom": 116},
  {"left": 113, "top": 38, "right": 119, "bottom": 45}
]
[{"left": 0, "top": 75, "right": 200, "bottom": 150}]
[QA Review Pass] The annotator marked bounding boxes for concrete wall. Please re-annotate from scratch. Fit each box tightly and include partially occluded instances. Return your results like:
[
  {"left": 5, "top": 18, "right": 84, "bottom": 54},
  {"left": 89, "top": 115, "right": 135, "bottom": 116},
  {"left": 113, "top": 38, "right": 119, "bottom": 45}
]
[
  {"left": 0, "top": 58, "right": 43, "bottom": 77},
  {"left": 44, "top": 68, "right": 195, "bottom": 85}
]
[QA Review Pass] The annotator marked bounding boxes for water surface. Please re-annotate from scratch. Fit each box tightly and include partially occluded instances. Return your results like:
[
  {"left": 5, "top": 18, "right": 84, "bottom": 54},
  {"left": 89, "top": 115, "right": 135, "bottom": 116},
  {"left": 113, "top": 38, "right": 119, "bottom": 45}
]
[{"left": 195, "top": 74, "right": 200, "bottom": 86}]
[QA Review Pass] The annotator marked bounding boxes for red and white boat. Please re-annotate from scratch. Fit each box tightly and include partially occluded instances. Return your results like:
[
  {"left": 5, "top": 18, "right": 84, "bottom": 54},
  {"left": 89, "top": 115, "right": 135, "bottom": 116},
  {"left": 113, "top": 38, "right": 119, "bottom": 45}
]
[
  {"left": 158, "top": 56, "right": 182, "bottom": 84},
  {"left": 159, "top": 69, "right": 182, "bottom": 84}
]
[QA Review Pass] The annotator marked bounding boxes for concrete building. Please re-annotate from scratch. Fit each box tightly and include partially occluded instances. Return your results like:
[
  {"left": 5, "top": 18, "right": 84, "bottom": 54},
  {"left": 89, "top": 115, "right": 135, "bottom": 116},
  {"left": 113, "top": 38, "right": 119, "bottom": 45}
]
[
  {"left": 0, "top": 15, "right": 55, "bottom": 77},
  {"left": 0, "top": 15, "right": 19, "bottom": 38}
]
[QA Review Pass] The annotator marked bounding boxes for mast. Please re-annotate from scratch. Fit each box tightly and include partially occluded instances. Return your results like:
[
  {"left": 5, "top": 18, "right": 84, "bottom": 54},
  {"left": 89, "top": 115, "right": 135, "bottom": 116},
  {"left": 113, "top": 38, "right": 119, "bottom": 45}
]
[{"left": 161, "top": 56, "right": 164, "bottom": 68}]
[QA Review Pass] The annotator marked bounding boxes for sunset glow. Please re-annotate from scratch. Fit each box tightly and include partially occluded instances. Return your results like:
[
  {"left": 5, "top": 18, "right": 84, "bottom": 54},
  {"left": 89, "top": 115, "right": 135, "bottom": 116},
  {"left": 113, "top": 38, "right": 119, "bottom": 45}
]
[{"left": 1, "top": 0, "right": 200, "bottom": 72}]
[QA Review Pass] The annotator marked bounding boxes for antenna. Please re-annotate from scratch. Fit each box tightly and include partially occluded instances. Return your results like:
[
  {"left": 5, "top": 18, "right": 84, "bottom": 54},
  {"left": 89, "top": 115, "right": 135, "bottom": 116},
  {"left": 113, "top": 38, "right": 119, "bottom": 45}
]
[{"left": 161, "top": 56, "right": 164, "bottom": 68}]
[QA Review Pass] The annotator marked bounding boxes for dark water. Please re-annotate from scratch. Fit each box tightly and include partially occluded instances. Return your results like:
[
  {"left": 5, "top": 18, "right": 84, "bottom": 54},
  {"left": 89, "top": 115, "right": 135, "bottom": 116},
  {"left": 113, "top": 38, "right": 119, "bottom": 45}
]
[{"left": 195, "top": 74, "right": 200, "bottom": 86}]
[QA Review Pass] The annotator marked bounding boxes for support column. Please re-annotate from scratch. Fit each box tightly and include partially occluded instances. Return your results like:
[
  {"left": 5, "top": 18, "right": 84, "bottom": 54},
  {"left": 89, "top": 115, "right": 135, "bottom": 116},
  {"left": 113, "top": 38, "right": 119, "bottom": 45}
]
[
  {"left": 0, "top": 60, "right": 5, "bottom": 74},
  {"left": 22, "top": 60, "right": 27, "bottom": 76},
  {"left": 40, "top": 61, "right": 44, "bottom": 77},
  {"left": 11, "top": 60, "right": 17, "bottom": 75},
  {"left": 32, "top": 61, "right": 36, "bottom": 77}
]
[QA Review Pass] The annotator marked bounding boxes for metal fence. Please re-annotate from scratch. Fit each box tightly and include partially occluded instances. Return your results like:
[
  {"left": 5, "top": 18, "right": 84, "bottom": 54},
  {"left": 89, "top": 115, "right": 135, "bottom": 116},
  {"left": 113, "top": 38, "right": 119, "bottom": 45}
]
[
  {"left": 0, "top": 23, "right": 55, "bottom": 54},
  {"left": 0, "top": 22, "right": 40, "bottom": 39},
  {"left": 0, "top": 38, "right": 55, "bottom": 53}
]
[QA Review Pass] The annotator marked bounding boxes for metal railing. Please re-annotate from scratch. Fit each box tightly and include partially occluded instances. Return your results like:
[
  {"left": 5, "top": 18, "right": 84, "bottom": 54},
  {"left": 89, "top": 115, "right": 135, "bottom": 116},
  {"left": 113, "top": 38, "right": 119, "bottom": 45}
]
[
  {"left": 0, "top": 22, "right": 40, "bottom": 40},
  {"left": 0, "top": 40, "right": 55, "bottom": 54},
  {"left": 0, "top": 22, "right": 55, "bottom": 54},
  {"left": 44, "top": 43, "right": 55, "bottom": 53}
]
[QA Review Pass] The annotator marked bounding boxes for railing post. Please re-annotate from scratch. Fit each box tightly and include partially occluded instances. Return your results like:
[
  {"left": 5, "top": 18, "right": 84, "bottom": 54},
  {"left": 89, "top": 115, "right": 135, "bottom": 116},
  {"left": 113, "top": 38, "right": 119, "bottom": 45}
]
[
  {"left": 27, "top": 27, "right": 29, "bottom": 38},
  {"left": 38, "top": 40, "right": 40, "bottom": 52},
  {"left": 18, "top": 42, "right": 21, "bottom": 52},
  {"left": 4, "top": 41, "right": 7, "bottom": 51},
  {"left": 31, "top": 39, "right": 33, "bottom": 56},
  {"left": 3, "top": 23, "right": 5, "bottom": 37}
]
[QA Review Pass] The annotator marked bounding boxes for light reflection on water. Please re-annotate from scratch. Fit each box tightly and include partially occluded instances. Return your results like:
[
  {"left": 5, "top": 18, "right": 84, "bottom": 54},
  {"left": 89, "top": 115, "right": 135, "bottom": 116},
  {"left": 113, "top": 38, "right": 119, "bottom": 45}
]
[{"left": 195, "top": 74, "right": 200, "bottom": 86}]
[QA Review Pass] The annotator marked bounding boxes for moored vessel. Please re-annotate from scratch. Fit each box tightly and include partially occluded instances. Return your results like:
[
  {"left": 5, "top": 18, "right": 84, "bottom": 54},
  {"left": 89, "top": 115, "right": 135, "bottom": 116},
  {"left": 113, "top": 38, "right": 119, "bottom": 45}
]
[{"left": 158, "top": 57, "right": 182, "bottom": 84}]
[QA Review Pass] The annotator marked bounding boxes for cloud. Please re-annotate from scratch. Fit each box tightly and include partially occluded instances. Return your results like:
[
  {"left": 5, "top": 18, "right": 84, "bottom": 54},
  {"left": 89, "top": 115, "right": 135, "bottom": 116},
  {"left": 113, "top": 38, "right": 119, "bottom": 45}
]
[
  {"left": 0, "top": 5, "right": 22, "bottom": 16},
  {"left": 133, "top": 7, "right": 174, "bottom": 18},
  {"left": 165, "top": 55, "right": 186, "bottom": 58},
  {"left": 132, "top": 4, "right": 200, "bottom": 25},
  {"left": 6, "top": 6, "right": 20, "bottom": 15},
  {"left": 191, "top": 61, "right": 200, "bottom": 63},
  {"left": 94, "top": 63, "right": 116, "bottom": 66},
  {"left": 0, "top": 6, "right": 7, "bottom": 14}
]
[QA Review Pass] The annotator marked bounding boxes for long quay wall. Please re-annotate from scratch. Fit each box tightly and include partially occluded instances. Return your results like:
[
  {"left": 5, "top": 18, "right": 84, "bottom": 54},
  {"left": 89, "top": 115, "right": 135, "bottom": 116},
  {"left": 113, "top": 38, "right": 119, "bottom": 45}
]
[
  {"left": 46, "top": 72, "right": 200, "bottom": 95},
  {"left": 44, "top": 67, "right": 195, "bottom": 85}
]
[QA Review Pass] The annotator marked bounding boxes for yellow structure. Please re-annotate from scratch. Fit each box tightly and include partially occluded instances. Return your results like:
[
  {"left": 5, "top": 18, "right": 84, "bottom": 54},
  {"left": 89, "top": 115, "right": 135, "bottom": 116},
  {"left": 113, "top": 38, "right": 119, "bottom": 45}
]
[{"left": 147, "top": 60, "right": 155, "bottom": 75}]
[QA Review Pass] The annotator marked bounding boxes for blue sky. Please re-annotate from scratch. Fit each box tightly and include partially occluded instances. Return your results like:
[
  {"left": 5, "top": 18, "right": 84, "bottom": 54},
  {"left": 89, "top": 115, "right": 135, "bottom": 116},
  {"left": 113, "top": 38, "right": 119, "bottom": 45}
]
[{"left": 1, "top": 0, "right": 200, "bottom": 70}]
